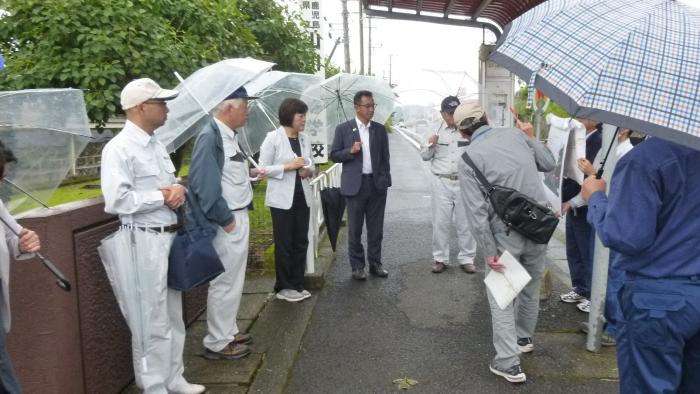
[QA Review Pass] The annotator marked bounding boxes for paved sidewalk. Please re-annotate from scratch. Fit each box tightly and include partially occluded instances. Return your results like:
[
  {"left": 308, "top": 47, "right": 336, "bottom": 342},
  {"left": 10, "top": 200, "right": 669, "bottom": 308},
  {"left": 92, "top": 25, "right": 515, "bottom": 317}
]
[{"left": 122, "top": 132, "right": 618, "bottom": 393}]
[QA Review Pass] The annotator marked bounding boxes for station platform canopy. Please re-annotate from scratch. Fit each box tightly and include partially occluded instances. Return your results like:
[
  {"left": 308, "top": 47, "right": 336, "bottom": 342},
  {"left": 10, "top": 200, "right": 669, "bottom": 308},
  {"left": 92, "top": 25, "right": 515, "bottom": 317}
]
[{"left": 361, "top": 0, "right": 545, "bottom": 38}]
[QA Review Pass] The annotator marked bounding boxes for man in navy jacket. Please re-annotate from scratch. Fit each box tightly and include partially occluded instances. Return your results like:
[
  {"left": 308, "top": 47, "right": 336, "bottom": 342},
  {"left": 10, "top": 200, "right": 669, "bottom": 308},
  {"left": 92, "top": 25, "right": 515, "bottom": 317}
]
[
  {"left": 582, "top": 137, "right": 700, "bottom": 393},
  {"left": 329, "top": 90, "right": 391, "bottom": 280}
]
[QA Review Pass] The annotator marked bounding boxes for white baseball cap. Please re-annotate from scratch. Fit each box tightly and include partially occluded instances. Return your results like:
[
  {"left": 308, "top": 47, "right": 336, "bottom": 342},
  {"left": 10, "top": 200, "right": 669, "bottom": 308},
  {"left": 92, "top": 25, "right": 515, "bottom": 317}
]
[
  {"left": 453, "top": 100, "right": 486, "bottom": 131},
  {"left": 120, "top": 78, "right": 179, "bottom": 110}
]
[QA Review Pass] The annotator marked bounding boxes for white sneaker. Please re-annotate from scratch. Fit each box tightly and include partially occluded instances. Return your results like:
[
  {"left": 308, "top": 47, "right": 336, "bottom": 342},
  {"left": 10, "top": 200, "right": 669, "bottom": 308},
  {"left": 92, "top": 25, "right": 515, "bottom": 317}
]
[
  {"left": 577, "top": 299, "right": 591, "bottom": 313},
  {"left": 489, "top": 361, "right": 526, "bottom": 383},
  {"left": 300, "top": 289, "right": 311, "bottom": 299},
  {"left": 170, "top": 383, "right": 206, "bottom": 394},
  {"left": 560, "top": 290, "right": 585, "bottom": 303},
  {"left": 276, "top": 289, "right": 305, "bottom": 302}
]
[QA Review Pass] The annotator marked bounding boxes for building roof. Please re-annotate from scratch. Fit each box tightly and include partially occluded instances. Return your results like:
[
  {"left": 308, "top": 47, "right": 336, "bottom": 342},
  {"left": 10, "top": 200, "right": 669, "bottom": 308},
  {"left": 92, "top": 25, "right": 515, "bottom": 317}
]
[{"left": 361, "top": 0, "right": 545, "bottom": 38}]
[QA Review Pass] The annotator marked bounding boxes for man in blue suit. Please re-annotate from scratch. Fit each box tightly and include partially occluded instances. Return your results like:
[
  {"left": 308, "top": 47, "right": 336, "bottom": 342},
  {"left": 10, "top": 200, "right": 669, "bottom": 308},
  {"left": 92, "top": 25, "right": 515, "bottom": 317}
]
[{"left": 330, "top": 90, "right": 391, "bottom": 280}]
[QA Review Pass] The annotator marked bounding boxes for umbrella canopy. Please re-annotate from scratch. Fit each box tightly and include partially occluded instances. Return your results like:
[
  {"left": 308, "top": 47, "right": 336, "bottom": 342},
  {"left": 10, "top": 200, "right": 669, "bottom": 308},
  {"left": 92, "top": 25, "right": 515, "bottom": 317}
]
[
  {"left": 320, "top": 187, "right": 345, "bottom": 251},
  {"left": 490, "top": 0, "right": 700, "bottom": 150},
  {"left": 155, "top": 58, "right": 274, "bottom": 153},
  {"left": 0, "top": 89, "right": 92, "bottom": 213},
  {"left": 301, "top": 73, "right": 398, "bottom": 145},
  {"left": 239, "top": 71, "right": 321, "bottom": 156}
]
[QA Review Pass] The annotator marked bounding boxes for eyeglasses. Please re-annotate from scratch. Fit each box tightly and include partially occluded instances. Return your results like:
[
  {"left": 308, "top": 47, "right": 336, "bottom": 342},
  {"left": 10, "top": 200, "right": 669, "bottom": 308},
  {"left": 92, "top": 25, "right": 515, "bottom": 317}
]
[{"left": 356, "top": 104, "right": 377, "bottom": 109}]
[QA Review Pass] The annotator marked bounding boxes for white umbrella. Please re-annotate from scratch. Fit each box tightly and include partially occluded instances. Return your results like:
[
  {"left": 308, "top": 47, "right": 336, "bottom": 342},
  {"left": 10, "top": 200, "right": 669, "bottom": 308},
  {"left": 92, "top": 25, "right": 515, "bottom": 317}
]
[
  {"left": 239, "top": 71, "right": 321, "bottom": 155},
  {"left": 301, "top": 73, "right": 398, "bottom": 145},
  {"left": 155, "top": 58, "right": 274, "bottom": 153},
  {"left": 98, "top": 229, "right": 169, "bottom": 375},
  {"left": 0, "top": 89, "right": 92, "bottom": 213}
]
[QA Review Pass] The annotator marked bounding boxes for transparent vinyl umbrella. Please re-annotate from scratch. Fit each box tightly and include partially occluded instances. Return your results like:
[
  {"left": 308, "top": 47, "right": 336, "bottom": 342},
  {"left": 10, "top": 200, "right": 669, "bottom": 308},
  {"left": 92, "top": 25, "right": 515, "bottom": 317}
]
[
  {"left": 0, "top": 89, "right": 92, "bottom": 213},
  {"left": 155, "top": 58, "right": 274, "bottom": 153},
  {"left": 239, "top": 71, "right": 321, "bottom": 156},
  {"left": 301, "top": 73, "right": 398, "bottom": 145}
]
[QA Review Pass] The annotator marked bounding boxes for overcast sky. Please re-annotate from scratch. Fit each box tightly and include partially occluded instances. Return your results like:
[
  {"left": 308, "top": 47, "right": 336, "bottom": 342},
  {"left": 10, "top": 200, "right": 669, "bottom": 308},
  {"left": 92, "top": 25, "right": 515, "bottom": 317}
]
[
  {"left": 310, "top": 0, "right": 700, "bottom": 108},
  {"left": 320, "top": 0, "right": 496, "bottom": 108}
]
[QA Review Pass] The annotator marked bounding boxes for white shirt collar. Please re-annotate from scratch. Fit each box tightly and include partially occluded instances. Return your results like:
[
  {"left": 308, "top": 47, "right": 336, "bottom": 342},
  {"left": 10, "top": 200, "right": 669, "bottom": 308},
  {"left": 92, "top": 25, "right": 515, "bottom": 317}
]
[
  {"left": 355, "top": 117, "right": 370, "bottom": 129},
  {"left": 123, "top": 120, "right": 155, "bottom": 147},
  {"left": 214, "top": 118, "right": 236, "bottom": 140}
]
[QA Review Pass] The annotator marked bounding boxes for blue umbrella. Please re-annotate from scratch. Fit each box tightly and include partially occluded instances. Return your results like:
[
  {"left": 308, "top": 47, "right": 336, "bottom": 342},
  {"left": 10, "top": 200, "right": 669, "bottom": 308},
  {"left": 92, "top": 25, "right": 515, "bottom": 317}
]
[{"left": 490, "top": 0, "right": 700, "bottom": 150}]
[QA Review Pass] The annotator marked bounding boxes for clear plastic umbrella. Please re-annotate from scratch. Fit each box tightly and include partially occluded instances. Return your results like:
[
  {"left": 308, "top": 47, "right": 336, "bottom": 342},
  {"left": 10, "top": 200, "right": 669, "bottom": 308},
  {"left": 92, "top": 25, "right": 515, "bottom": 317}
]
[
  {"left": 98, "top": 228, "right": 169, "bottom": 377},
  {"left": 301, "top": 73, "right": 398, "bottom": 145},
  {"left": 239, "top": 71, "right": 322, "bottom": 156},
  {"left": 155, "top": 58, "right": 275, "bottom": 153},
  {"left": 0, "top": 89, "right": 92, "bottom": 213}
]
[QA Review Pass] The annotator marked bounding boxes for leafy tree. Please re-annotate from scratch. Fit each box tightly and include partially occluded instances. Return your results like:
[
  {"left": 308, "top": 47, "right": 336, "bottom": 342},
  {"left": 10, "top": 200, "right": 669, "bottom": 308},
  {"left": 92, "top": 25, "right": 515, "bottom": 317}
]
[
  {"left": 323, "top": 61, "right": 341, "bottom": 78},
  {"left": 239, "top": 0, "right": 319, "bottom": 74},
  {"left": 0, "top": 0, "right": 259, "bottom": 127}
]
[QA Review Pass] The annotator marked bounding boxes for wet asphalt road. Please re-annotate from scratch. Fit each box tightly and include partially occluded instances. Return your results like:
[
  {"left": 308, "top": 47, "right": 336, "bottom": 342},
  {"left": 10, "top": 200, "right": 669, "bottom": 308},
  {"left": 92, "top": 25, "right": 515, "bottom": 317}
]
[{"left": 285, "top": 132, "right": 617, "bottom": 394}]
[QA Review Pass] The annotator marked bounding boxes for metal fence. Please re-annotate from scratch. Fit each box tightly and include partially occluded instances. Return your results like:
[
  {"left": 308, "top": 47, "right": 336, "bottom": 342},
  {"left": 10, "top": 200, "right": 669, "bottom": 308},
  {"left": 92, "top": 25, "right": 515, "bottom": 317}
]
[{"left": 306, "top": 163, "right": 342, "bottom": 273}]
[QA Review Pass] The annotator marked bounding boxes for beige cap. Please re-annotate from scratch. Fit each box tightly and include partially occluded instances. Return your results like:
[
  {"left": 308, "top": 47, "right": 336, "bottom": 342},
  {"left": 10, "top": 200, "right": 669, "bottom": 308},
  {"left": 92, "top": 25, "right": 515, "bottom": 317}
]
[
  {"left": 453, "top": 100, "right": 486, "bottom": 131},
  {"left": 120, "top": 78, "right": 178, "bottom": 110}
]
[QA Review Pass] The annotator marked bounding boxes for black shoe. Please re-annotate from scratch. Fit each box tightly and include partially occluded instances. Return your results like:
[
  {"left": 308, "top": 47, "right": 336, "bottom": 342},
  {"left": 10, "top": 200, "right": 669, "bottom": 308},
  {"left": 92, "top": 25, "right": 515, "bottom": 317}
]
[
  {"left": 352, "top": 269, "right": 367, "bottom": 281},
  {"left": 369, "top": 264, "right": 389, "bottom": 278}
]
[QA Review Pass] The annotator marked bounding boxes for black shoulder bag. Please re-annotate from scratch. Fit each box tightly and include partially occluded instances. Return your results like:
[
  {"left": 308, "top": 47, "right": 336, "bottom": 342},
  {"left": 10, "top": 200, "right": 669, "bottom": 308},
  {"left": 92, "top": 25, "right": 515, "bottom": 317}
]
[{"left": 461, "top": 151, "right": 559, "bottom": 244}]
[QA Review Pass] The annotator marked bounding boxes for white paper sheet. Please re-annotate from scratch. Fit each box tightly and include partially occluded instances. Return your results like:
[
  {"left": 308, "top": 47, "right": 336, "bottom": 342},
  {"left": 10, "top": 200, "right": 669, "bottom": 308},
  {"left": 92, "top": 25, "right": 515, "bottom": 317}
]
[{"left": 483, "top": 250, "right": 532, "bottom": 310}]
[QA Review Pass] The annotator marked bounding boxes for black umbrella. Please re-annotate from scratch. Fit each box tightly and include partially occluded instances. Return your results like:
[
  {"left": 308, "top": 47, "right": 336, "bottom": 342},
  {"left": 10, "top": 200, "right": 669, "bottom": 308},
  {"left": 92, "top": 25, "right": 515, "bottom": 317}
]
[{"left": 320, "top": 187, "right": 345, "bottom": 251}]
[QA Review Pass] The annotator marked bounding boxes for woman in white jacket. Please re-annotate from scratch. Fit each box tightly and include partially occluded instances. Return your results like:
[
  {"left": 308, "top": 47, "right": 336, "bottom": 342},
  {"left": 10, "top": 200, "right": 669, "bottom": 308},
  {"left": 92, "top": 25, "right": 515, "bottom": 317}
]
[
  {"left": 259, "top": 98, "right": 314, "bottom": 303},
  {"left": 0, "top": 141, "right": 41, "bottom": 393}
]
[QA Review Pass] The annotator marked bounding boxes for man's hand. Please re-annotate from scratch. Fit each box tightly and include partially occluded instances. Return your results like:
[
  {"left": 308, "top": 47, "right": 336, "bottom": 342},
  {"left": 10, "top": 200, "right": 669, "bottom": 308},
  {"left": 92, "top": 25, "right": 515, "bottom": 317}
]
[
  {"left": 285, "top": 157, "right": 305, "bottom": 171},
  {"left": 250, "top": 167, "right": 267, "bottom": 179},
  {"left": 223, "top": 221, "right": 236, "bottom": 233},
  {"left": 561, "top": 201, "right": 572, "bottom": 216},
  {"left": 582, "top": 175, "right": 607, "bottom": 202},
  {"left": 577, "top": 158, "right": 596, "bottom": 177},
  {"left": 516, "top": 119, "right": 535, "bottom": 138},
  {"left": 428, "top": 134, "right": 439, "bottom": 146},
  {"left": 486, "top": 255, "right": 505, "bottom": 273},
  {"left": 160, "top": 184, "right": 186, "bottom": 209},
  {"left": 350, "top": 141, "right": 362, "bottom": 154},
  {"left": 18, "top": 228, "right": 40, "bottom": 254}
]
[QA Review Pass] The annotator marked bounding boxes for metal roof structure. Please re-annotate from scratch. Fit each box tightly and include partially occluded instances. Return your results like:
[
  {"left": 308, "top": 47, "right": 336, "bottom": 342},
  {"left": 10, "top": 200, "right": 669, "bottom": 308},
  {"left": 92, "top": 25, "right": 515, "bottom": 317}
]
[{"left": 361, "top": 0, "right": 545, "bottom": 38}]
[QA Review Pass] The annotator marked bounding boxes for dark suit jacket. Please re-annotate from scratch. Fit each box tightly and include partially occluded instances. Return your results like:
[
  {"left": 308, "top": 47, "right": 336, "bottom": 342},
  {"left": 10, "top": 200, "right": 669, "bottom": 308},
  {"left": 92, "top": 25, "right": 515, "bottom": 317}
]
[
  {"left": 562, "top": 129, "right": 602, "bottom": 202},
  {"left": 329, "top": 119, "right": 391, "bottom": 197}
]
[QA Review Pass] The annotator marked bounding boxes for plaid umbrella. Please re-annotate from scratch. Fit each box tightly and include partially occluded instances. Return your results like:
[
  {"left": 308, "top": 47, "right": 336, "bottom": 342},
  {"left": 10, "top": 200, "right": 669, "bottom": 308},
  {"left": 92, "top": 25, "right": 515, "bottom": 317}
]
[{"left": 490, "top": 0, "right": 700, "bottom": 150}]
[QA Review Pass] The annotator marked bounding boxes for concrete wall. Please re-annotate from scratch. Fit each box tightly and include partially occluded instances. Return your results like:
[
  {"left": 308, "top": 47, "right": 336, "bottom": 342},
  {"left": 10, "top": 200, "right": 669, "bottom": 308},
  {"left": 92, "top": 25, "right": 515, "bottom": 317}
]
[{"left": 6, "top": 198, "right": 207, "bottom": 394}]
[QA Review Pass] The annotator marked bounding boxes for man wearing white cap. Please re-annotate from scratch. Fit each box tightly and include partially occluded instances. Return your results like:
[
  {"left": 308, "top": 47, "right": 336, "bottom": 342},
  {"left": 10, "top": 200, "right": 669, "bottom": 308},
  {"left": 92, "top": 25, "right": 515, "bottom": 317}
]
[
  {"left": 455, "top": 101, "right": 555, "bottom": 384},
  {"left": 100, "top": 78, "right": 204, "bottom": 394},
  {"left": 420, "top": 96, "right": 477, "bottom": 274}
]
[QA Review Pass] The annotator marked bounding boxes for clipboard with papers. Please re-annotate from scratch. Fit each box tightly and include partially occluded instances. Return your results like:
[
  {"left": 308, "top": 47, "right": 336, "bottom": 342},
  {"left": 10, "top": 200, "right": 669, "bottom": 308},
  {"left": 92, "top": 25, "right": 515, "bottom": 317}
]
[{"left": 483, "top": 250, "right": 532, "bottom": 310}]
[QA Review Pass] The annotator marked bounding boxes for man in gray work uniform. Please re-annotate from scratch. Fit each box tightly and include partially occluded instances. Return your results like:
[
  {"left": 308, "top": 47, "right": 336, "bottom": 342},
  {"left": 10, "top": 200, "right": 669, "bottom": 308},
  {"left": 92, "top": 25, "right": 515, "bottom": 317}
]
[
  {"left": 455, "top": 101, "right": 555, "bottom": 384},
  {"left": 420, "top": 96, "right": 477, "bottom": 274}
]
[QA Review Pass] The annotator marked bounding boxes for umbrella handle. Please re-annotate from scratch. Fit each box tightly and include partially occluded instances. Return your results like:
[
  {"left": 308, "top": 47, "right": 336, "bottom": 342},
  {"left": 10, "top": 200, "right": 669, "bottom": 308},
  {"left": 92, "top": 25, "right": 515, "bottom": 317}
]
[
  {"left": 595, "top": 127, "right": 620, "bottom": 179},
  {"left": 36, "top": 253, "right": 71, "bottom": 291},
  {"left": 0, "top": 215, "right": 71, "bottom": 291}
]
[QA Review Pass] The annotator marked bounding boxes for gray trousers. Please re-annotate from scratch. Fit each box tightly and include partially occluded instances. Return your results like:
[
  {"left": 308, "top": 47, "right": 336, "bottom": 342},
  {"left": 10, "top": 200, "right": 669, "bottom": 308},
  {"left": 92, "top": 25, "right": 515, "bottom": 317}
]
[{"left": 487, "top": 228, "right": 547, "bottom": 369}]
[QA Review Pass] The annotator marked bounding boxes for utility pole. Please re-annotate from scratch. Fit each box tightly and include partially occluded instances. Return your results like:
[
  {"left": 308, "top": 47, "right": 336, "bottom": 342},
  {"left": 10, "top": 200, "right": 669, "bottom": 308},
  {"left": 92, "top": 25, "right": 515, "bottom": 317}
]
[
  {"left": 359, "top": 1, "right": 364, "bottom": 75},
  {"left": 341, "top": 0, "right": 351, "bottom": 73},
  {"left": 389, "top": 54, "right": 393, "bottom": 86},
  {"left": 368, "top": 16, "right": 372, "bottom": 75}
]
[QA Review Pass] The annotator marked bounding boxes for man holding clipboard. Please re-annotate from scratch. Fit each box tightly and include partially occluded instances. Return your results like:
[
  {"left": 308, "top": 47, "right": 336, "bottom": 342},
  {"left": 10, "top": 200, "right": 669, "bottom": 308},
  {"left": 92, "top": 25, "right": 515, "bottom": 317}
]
[{"left": 456, "top": 101, "right": 555, "bottom": 384}]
